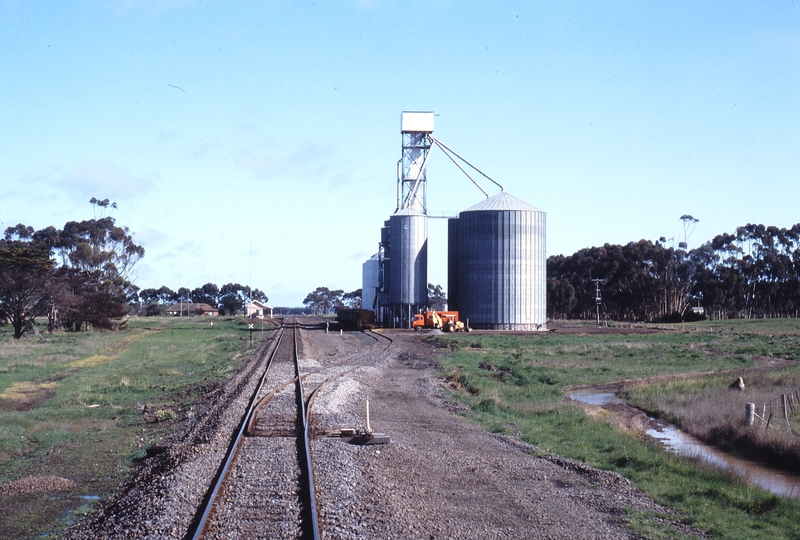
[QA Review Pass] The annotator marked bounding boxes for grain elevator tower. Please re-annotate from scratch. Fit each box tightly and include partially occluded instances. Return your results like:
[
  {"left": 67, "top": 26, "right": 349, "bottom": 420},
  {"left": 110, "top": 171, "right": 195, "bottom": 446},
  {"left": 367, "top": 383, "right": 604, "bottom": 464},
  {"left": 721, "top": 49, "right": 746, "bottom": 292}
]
[{"left": 381, "top": 112, "right": 433, "bottom": 327}]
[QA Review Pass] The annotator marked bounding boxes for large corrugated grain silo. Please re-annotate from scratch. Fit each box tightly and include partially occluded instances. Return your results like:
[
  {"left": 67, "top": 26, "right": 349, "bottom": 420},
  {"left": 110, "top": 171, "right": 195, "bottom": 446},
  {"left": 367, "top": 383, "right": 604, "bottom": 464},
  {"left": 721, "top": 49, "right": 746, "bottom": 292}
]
[
  {"left": 449, "top": 191, "right": 546, "bottom": 330},
  {"left": 388, "top": 207, "right": 428, "bottom": 326}
]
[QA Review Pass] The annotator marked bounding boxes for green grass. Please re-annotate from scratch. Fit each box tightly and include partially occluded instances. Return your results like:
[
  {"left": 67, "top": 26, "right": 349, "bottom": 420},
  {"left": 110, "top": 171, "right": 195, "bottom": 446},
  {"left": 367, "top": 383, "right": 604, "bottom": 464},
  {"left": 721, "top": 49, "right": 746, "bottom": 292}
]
[
  {"left": 433, "top": 320, "right": 800, "bottom": 539},
  {"left": 0, "top": 316, "right": 269, "bottom": 539}
]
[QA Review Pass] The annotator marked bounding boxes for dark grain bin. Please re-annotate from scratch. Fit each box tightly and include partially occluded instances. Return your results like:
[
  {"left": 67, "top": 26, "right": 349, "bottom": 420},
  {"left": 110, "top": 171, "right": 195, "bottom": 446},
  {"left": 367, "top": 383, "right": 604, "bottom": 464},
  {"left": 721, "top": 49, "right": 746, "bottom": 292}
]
[{"left": 449, "top": 191, "right": 546, "bottom": 330}]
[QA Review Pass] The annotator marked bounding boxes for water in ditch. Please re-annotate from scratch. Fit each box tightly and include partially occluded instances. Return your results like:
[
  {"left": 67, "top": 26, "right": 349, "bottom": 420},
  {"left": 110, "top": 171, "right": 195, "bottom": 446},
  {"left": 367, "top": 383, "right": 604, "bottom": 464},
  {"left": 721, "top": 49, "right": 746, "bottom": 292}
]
[{"left": 570, "top": 392, "right": 800, "bottom": 499}]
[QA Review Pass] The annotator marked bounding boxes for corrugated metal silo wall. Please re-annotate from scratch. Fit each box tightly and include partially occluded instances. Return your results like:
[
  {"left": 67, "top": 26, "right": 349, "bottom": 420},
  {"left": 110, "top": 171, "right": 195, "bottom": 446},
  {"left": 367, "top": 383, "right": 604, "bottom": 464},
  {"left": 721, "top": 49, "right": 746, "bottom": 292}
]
[
  {"left": 361, "top": 257, "right": 379, "bottom": 312},
  {"left": 456, "top": 209, "right": 546, "bottom": 329},
  {"left": 380, "top": 220, "right": 391, "bottom": 298},
  {"left": 389, "top": 212, "right": 428, "bottom": 306},
  {"left": 447, "top": 218, "right": 459, "bottom": 311}
]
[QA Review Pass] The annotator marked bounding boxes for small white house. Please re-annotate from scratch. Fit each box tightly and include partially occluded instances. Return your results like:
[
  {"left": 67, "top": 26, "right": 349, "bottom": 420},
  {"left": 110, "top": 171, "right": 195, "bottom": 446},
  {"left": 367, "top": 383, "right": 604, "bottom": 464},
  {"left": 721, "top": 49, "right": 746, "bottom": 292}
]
[{"left": 245, "top": 300, "right": 273, "bottom": 319}]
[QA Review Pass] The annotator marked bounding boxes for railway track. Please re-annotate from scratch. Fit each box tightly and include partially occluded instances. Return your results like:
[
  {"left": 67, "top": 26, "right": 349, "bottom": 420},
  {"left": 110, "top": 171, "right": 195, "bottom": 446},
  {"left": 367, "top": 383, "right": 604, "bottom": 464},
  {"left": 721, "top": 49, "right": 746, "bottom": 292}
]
[{"left": 189, "top": 317, "right": 392, "bottom": 539}]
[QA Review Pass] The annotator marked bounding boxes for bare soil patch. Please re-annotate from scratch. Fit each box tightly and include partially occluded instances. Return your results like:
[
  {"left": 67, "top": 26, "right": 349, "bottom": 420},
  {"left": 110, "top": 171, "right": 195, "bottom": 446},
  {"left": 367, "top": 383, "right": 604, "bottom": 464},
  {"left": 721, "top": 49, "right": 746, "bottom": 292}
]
[
  {"left": 0, "top": 381, "right": 58, "bottom": 411},
  {"left": 548, "top": 322, "right": 665, "bottom": 335}
]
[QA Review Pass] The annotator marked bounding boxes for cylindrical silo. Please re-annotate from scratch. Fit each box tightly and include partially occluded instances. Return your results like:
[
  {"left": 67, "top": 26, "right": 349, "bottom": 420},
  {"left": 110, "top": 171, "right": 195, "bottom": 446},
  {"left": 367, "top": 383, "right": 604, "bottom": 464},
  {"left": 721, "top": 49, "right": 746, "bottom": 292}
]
[
  {"left": 361, "top": 253, "right": 380, "bottom": 312},
  {"left": 388, "top": 208, "right": 428, "bottom": 326},
  {"left": 453, "top": 191, "right": 546, "bottom": 330}
]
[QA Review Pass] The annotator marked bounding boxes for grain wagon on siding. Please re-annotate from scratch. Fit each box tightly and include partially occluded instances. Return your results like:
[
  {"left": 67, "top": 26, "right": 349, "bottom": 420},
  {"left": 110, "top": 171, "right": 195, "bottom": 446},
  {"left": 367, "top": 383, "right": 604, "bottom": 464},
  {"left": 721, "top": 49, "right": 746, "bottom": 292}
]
[{"left": 336, "top": 309, "right": 376, "bottom": 330}]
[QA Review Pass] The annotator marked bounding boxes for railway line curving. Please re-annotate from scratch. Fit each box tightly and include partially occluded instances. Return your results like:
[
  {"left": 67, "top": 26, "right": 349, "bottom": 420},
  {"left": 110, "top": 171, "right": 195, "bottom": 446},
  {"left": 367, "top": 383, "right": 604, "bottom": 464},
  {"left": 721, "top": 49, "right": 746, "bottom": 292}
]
[{"left": 191, "top": 318, "right": 392, "bottom": 540}]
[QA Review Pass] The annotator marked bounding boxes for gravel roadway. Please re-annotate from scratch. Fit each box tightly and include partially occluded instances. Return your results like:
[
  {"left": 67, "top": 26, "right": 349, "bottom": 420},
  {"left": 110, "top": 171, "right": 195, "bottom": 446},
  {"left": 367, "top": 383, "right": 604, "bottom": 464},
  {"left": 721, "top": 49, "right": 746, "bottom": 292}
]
[
  {"left": 62, "top": 323, "right": 703, "bottom": 539},
  {"left": 307, "top": 328, "right": 700, "bottom": 540}
]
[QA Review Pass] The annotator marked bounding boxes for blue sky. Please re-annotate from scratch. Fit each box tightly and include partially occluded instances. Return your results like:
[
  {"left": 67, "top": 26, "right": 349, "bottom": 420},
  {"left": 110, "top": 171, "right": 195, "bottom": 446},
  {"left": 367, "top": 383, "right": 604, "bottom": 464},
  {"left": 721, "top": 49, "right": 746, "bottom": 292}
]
[{"left": 2, "top": 1, "right": 799, "bottom": 306}]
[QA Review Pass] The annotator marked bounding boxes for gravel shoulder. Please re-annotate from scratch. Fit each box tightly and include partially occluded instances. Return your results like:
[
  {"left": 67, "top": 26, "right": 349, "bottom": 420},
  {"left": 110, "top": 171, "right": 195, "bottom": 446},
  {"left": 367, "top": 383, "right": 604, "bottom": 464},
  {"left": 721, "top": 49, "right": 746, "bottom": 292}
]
[{"left": 305, "top": 328, "right": 703, "bottom": 539}]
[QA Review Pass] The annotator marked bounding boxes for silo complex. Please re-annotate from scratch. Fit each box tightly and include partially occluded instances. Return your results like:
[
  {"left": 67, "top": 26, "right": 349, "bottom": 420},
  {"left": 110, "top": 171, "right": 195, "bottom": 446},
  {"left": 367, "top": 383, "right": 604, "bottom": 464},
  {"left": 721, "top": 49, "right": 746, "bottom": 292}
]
[
  {"left": 449, "top": 191, "right": 546, "bottom": 330},
  {"left": 362, "top": 112, "right": 546, "bottom": 329}
]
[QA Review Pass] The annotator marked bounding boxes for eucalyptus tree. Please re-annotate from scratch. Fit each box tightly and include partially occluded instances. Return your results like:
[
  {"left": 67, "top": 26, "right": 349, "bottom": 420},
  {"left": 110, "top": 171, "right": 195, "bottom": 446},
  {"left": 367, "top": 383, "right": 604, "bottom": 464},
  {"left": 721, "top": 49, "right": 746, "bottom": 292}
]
[
  {"left": 426, "top": 284, "right": 445, "bottom": 311},
  {"left": 191, "top": 283, "right": 220, "bottom": 307},
  {"left": 303, "top": 287, "right": 344, "bottom": 314},
  {"left": 1, "top": 199, "right": 145, "bottom": 333},
  {"left": 0, "top": 239, "right": 55, "bottom": 338}
]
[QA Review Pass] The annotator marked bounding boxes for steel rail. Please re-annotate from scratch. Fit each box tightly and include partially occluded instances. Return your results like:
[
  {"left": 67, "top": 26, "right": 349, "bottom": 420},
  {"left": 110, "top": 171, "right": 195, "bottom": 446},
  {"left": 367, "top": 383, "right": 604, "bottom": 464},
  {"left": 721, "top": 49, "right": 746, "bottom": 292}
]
[
  {"left": 248, "top": 327, "right": 392, "bottom": 434},
  {"left": 294, "top": 321, "right": 321, "bottom": 540},
  {"left": 304, "top": 329, "right": 394, "bottom": 428},
  {"left": 189, "top": 321, "right": 286, "bottom": 540},
  {"left": 191, "top": 319, "right": 386, "bottom": 539},
  {"left": 247, "top": 328, "right": 385, "bottom": 434}
]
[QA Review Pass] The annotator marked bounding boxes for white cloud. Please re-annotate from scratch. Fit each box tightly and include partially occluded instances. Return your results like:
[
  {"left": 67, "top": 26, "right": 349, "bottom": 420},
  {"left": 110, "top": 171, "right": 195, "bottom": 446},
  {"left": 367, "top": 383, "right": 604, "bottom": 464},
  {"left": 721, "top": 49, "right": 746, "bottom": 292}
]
[
  {"left": 235, "top": 143, "right": 338, "bottom": 180},
  {"left": 60, "top": 161, "right": 156, "bottom": 201},
  {"left": 132, "top": 227, "right": 169, "bottom": 250},
  {"left": 232, "top": 143, "right": 365, "bottom": 196}
]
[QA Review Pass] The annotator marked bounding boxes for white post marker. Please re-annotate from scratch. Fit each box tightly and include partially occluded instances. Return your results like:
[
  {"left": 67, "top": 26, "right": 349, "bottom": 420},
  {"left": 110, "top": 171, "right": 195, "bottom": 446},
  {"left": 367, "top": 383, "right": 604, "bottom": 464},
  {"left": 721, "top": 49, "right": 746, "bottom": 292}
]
[
  {"left": 745, "top": 403, "right": 755, "bottom": 426},
  {"left": 366, "top": 397, "right": 372, "bottom": 435},
  {"left": 782, "top": 394, "right": 792, "bottom": 432}
]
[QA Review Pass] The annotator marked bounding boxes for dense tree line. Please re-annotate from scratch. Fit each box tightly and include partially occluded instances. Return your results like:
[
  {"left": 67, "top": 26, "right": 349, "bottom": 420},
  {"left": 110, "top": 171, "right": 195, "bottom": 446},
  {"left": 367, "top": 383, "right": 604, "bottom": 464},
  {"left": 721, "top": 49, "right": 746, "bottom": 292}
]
[
  {"left": 303, "top": 283, "right": 447, "bottom": 315},
  {"left": 548, "top": 223, "right": 800, "bottom": 322},
  {"left": 302, "top": 287, "right": 361, "bottom": 314},
  {"left": 0, "top": 199, "right": 144, "bottom": 338},
  {"left": 134, "top": 282, "right": 268, "bottom": 316}
]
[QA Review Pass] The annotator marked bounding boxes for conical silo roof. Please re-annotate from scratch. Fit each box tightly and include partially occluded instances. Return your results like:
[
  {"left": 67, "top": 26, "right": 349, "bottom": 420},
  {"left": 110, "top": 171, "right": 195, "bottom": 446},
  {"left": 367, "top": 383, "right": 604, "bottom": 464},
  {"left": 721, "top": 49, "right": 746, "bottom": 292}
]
[
  {"left": 393, "top": 207, "right": 425, "bottom": 216},
  {"left": 463, "top": 191, "right": 542, "bottom": 213}
]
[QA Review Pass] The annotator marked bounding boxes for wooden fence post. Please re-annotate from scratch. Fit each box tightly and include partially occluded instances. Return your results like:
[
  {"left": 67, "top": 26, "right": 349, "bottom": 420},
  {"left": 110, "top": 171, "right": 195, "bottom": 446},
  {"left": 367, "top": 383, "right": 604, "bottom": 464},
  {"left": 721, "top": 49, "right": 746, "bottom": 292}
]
[
  {"left": 745, "top": 403, "right": 755, "bottom": 426},
  {"left": 782, "top": 394, "right": 792, "bottom": 433}
]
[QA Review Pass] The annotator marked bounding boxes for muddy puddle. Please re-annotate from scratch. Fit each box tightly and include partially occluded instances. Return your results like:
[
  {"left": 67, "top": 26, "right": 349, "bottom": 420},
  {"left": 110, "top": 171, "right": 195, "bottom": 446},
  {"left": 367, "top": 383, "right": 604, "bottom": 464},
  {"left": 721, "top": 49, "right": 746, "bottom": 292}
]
[{"left": 570, "top": 392, "right": 800, "bottom": 499}]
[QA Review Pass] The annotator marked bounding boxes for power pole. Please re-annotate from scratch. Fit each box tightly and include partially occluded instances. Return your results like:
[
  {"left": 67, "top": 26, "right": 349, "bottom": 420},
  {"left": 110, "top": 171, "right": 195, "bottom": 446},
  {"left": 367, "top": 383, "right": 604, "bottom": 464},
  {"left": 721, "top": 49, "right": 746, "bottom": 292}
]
[{"left": 591, "top": 278, "right": 605, "bottom": 326}]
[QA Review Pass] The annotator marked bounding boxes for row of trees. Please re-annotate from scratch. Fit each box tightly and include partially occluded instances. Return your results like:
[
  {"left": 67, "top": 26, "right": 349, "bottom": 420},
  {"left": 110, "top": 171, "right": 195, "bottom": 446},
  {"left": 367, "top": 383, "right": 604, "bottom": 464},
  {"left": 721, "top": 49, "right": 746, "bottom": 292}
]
[
  {"left": 302, "top": 287, "right": 361, "bottom": 314},
  {"left": 0, "top": 199, "right": 144, "bottom": 339},
  {"left": 134, "top": 283, "right": 268, "bottom": 317},
  {"left": 547, "top": 223, "right": 800, "bottom": 321},
  {"left": 302, "top": 283, "right": 448, "bottom": 315}
]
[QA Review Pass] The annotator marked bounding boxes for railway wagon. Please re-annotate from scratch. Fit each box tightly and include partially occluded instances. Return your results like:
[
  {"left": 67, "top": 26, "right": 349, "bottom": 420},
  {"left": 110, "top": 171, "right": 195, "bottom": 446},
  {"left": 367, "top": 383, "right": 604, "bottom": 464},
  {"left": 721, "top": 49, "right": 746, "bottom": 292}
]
[{"left": 336, "top": 309, "right": 376, "bottom": 330}]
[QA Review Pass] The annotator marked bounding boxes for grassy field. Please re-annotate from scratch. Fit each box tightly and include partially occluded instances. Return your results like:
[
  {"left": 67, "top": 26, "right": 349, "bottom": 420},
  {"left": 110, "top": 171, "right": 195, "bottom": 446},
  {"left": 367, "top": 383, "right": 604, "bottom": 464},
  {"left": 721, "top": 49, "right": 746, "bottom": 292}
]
[
  {"left": 433, "top": 319, "right": 800, "bottom": 539},
  {"left": 0, "top": 316, "right": 270, "bottom": 539}
]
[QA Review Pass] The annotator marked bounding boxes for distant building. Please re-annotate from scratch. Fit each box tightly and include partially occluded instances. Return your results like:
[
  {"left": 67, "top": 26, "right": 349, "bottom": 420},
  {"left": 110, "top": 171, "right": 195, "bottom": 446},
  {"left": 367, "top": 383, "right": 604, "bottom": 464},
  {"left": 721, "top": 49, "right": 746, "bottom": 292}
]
[
  {"left": 165, "top": 302, "right": 219, "bottom": 316},
  {"left": 245, "top": 300, "right": 273, "bottom": 319}
]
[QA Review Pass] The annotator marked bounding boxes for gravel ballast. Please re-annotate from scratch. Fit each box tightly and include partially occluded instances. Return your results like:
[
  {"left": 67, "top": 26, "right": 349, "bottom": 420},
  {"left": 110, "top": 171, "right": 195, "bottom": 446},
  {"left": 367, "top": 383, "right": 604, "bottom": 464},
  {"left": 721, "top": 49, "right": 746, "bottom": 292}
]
[{"left": 62, "top": 322, "right": 702, "bottom": 539}]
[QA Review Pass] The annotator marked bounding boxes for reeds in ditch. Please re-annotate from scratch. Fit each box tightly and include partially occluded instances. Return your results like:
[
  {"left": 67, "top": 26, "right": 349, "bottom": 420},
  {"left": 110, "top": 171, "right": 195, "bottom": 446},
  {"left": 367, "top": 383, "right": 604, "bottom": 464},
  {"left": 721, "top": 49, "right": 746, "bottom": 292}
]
[{"left": 624, "top": 371, "right": 800, "bottom": 472}]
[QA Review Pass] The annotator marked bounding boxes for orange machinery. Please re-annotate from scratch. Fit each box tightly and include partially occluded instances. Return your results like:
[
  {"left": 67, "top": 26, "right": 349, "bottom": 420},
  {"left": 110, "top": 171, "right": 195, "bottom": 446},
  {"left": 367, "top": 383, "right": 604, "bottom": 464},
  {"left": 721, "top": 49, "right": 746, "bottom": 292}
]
[{"left": 411, "top": 311, "right": 470, "bottom": 332}]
